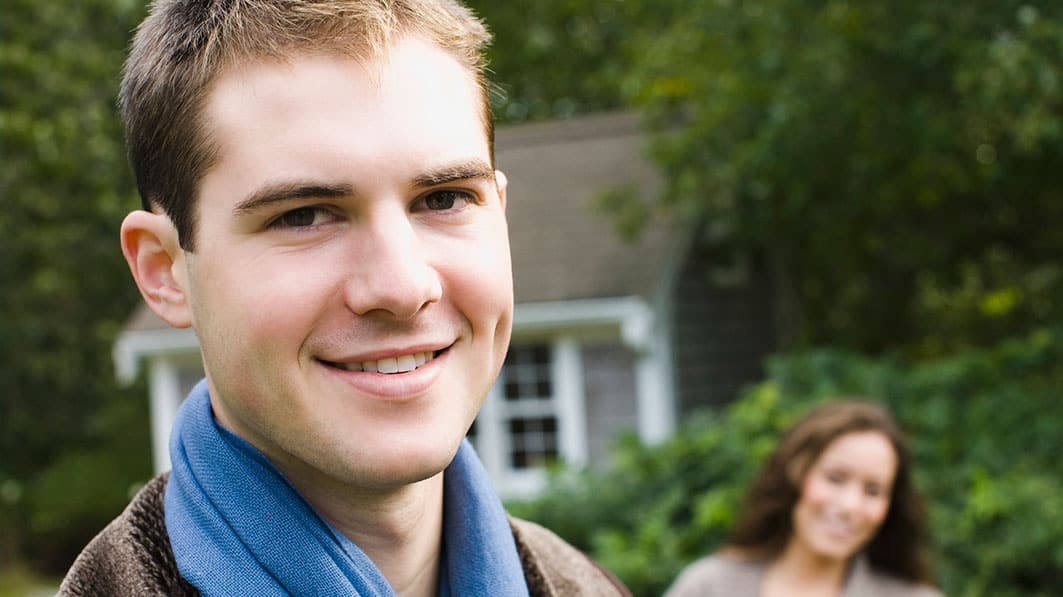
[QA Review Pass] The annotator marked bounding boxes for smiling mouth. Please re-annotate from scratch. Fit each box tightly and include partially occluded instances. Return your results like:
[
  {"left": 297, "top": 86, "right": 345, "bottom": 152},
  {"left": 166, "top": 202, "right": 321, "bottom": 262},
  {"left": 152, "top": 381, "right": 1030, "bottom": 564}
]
[
  {"left": 819, "top": 515, "right": 859, "bottom": 537},
  {"left": 321, "top": 349, "right": 444, "bottom": 374}
]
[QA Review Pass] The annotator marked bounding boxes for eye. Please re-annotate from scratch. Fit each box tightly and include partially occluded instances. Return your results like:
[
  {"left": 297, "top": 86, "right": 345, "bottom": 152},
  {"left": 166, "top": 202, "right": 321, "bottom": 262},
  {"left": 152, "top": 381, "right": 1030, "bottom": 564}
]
[
  {"left": 418, "top": 189, "right": 476, "bottom": 212},
  {"left": 864, "top": 483, "right": 885, "bottom": 497},
  {"left": 826, "top": 471, "right": 847, "bottom": 485},
  {"left": 270, "top": 206, "right": 335, "bottom": 229}
]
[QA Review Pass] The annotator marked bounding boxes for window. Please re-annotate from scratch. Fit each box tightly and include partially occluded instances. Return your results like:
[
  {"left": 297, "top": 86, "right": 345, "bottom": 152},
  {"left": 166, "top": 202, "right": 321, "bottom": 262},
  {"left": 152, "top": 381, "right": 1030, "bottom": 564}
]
[
  {"left": 504, "top": 344, "right": 552, "bottom": 401},
  {"left": 468, "top": 339, "right": 586, "bottom": 498},
  {"left": 500, "top": 345, "right": 559, "bottom": 469},
  {"left": 508, "top": 416, "right": 558, "bottom": 469}
]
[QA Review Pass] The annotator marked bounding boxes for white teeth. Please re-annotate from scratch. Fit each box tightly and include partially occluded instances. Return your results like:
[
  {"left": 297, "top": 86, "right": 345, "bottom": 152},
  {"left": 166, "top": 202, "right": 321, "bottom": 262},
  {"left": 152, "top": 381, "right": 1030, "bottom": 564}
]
[
  {"left": 396, "top": 355, "right": 417, "bottom": 372},
  {"left": 821, "top": 515, "right": 854, "bottom": 534},
  {"left": 337, "top": 351, "right": 435, "bottom": 375}
]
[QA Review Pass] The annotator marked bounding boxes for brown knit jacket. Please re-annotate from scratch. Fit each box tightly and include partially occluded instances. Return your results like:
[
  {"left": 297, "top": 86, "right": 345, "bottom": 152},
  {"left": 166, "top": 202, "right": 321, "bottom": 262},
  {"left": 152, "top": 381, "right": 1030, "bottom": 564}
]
[{"left": 60, "top": 475, "right": 629, "bottom": 596}]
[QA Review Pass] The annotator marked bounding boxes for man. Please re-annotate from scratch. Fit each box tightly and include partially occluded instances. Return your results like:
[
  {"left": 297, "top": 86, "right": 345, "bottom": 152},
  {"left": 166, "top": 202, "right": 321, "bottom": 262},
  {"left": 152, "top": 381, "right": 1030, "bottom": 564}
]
[{"left": 60, "top": 1, "right": 628, "bottom": 595}]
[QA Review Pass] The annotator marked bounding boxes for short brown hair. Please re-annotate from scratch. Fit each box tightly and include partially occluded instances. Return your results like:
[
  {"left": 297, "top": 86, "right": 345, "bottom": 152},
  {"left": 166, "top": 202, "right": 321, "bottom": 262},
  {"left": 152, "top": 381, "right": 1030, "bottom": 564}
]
[
  {"left": 120, "top": 0, "right": 493, "bottom": 250},
  {"left": 728, "top": 399, "right": 934, "bottom": 584}
]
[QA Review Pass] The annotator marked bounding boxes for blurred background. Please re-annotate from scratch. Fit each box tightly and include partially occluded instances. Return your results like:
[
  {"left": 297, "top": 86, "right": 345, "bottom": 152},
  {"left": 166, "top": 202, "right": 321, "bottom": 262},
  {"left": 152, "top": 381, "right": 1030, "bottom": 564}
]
[{"left": 2, "top": 1, "right": 1061, "bottom": 595}]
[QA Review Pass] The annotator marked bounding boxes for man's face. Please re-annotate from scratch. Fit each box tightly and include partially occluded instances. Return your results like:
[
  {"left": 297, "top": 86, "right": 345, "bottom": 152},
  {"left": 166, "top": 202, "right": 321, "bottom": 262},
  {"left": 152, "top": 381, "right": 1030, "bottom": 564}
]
[{"left": 180, "top": 36, "right": 512, "bottom": 492}]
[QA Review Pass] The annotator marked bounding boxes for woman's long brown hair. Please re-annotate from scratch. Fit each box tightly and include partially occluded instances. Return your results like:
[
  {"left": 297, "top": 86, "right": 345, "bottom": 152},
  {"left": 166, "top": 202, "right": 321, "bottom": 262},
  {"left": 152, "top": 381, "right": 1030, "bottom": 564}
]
[{"left": 727, "top": 399, "right": 933, "bottom": 583}]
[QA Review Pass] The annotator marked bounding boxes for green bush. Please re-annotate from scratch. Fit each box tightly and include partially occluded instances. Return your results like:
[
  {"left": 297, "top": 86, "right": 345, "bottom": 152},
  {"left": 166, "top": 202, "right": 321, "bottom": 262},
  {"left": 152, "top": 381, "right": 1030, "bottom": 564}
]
[
  {"left": 508, "top": 326, "right": 1063, "bottom": 596},
  {"left": 21, "top": 389, "right": 152, "bottom": 574}
]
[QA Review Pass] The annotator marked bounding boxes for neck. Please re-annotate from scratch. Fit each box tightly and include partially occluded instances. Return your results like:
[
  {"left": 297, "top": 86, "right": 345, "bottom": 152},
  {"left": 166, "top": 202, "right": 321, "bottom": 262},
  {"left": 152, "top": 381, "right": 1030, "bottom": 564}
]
[
  {"left": 764, "top": 540, "right": 850, "bottom": 597},
  {"left": 289, "top": 469, "right": 445, "bottom": 597}
]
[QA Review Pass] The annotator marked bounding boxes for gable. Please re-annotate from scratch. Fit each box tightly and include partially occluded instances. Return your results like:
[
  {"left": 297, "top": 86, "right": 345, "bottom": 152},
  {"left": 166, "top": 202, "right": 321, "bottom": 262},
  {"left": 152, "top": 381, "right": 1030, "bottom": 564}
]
[{"left": 497, "top": 111, "right": 678, "bottom": 304}]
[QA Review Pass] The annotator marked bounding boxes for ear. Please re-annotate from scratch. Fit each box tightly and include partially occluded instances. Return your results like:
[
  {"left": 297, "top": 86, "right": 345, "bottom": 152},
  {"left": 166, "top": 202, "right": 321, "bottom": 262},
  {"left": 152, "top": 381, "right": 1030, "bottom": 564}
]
[
  {"left": 120, "top": 210, "right": 193, "bottom": 328},
  {"left": 494, "top": 169, "right": 508, "bottom": 210}
]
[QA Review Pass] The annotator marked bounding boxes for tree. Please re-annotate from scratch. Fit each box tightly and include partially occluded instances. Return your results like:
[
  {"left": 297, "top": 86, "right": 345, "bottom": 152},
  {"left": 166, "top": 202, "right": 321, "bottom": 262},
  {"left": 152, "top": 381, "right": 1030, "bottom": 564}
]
[
  {"left": 622, "top": 0, "right": 1063, "bottom": 355},
  {"left": 465, "top": 0, "right": 686, "bottom": 123},
  {"left": 0, "top": 0, "right": 152, "bottom": 571}
]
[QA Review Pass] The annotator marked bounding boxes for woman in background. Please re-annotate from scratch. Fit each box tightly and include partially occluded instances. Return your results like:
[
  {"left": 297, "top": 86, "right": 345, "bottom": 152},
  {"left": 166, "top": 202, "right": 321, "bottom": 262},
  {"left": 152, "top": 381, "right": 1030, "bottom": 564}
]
[{"left": 666, "top": 400, "right": 941, "bottom": 597}]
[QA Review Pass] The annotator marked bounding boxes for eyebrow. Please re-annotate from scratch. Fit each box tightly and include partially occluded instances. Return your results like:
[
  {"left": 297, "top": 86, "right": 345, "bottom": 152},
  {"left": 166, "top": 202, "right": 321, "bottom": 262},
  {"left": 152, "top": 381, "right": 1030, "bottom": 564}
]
[
  {"left": 411, "top": 159, "right": 495, "bottom": 188},
  {"left": 233, "top": 181, "right": 354, "bottom": 215},
  {"left": 232, "top": 159, "right": 495, "bottom": 215}
]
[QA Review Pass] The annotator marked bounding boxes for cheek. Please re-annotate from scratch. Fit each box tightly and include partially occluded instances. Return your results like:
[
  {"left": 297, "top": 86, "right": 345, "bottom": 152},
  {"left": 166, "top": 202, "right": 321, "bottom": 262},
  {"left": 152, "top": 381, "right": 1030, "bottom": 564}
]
[
  {"left": 793, "top": 479, "right": 824, "bottom": 529},
  {"left": 204, "top": 288, "right": 316, "bottom": 353},
  {"left": 801, "top": 476, "right": 833, "bottom": 507},
  {"left": 440, "top": 228, "right": 513, "bottom": 323},
  {"left": 224, "top": 256, "right": 336, "bottom": 333},
  {"left": 190, "top": 256, "right": 333, "bottom": 380},
  {"left": 867, "top": 497, "right": 892, "bottom": 526}
]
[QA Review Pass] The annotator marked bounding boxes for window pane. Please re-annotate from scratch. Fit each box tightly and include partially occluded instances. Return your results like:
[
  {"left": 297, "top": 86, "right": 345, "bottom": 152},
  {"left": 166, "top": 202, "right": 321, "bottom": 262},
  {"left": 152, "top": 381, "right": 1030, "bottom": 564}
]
[
  {"left": 504, "top": 379, "right": 521, "bottom": 400},
  {"left": 502, "top": 344, "right": 553, "bottom": 402},
  {"left": 508, "top": 416, "right": 559, "bottom": 470},
  {"left": 536, "top": 378, "right": 552, "bottom": 398},
  {"left": 497, "top": 343, "right": 560, "bottom": 470},
  {"left": 533, "top": 344, "right": 550, "bottom": 365}
]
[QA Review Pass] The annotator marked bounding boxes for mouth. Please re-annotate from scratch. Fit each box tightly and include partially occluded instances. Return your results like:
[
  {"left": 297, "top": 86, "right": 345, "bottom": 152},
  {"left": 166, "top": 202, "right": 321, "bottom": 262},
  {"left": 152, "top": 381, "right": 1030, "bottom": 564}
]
[
  {"left": 320, "top": 348, "right": 445, "bottom": 374},
  {"left": 819, "top": 514, "right": 860, "bottom": 538}
]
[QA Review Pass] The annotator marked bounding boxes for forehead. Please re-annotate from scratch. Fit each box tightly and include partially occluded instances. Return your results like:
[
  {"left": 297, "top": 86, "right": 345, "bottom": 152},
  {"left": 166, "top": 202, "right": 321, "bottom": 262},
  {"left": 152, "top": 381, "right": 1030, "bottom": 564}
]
[
  {"left": 813, "top": 431, "right": 898, "bottom": 481},
  {"left": 199, "top": 36, "right": 489, "bottom": 199}
]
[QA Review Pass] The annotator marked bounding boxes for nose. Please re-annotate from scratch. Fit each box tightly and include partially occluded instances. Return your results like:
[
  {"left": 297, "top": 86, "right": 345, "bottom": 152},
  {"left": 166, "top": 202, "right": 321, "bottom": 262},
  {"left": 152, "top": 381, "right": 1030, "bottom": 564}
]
[
  {"left": 837, "top": 483, "right": 864, "bottom": 512},
  {"left": 342, "top": 210, "right": 442, "bottom": 320}
]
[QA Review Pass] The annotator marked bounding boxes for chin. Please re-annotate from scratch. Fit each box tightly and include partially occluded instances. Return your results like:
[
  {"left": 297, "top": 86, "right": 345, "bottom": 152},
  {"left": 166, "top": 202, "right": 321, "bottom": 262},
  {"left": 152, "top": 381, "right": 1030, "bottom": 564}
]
[
  {"left": 812, "top": 540, "right": 863, "bottom": 563},
  {"left": 363, "top": 432, "right": 465, "bottom": 486}
]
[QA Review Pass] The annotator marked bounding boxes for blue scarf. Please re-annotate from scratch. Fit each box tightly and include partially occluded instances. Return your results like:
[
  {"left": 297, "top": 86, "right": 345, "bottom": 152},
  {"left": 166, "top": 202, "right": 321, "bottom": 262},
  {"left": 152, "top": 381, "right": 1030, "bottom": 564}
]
[{"left": 165, "top": 380, "right": 530, "bottom": 596}]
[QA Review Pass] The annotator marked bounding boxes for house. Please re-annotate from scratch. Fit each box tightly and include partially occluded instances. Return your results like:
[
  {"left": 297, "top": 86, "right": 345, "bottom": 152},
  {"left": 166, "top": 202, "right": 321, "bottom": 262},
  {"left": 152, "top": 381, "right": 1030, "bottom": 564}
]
[{"left": 113, "top": 111, "right": 777, "bottom": 499}]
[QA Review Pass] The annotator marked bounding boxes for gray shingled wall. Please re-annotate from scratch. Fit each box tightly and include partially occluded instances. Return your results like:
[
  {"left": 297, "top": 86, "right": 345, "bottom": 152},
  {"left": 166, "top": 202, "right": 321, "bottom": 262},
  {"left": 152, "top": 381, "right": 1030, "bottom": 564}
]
[
  {"left": 580, "top": 342, "right": 639, "bottom": 466},
  {"left": 672, "top": 246, "right": 778, "bottom": 414}
]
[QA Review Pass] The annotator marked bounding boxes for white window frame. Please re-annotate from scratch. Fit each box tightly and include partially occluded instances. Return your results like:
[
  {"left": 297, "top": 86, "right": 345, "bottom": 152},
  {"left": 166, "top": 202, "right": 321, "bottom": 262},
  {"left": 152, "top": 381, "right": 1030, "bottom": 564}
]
[{"left": 473, "top": 337, "right": 586, "bottom": 500}]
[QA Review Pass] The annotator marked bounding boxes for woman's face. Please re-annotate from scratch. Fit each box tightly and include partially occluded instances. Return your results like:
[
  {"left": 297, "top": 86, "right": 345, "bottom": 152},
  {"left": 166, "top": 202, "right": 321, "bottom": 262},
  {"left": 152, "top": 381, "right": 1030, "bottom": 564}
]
[{"left": 790, "top": 430, "right": 898, "bottom": 563}]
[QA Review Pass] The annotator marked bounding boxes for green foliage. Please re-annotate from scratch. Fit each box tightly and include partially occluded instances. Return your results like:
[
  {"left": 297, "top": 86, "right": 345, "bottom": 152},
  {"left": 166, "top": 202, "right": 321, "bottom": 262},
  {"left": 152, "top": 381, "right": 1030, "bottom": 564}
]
[
  {"left": 472, "top": 0, "right": 1063, "bottom": 354},
  {"left": 0, "top": 561, "right": 58, "bottom": 597},
  {"left": 23, "top": 386, "right": 151, "bottom": 573},
  {"left": 620, "top": 0, "right": 1063, "bottom": 354},
  {"left": 592, "top": 184, "right": 649, "bottom": 242},
  {"left": 0, "top": 0, "right": 152, "bottom": 572},
  {"left": 509, "top": 326, "right": 1063, "bottom": 596},
  {"left": 466, "top": 0, "right": 687, "bottom": 123}
]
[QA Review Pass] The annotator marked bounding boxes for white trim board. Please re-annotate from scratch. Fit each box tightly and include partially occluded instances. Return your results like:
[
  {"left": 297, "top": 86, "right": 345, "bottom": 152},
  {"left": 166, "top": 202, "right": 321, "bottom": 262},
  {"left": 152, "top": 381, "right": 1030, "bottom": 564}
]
[
  {"left": 113, "top": 327, "right": 200, "bottom": 384},
  {"left": 513, "top": 296, "right": 654, "bottom": 352}
]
